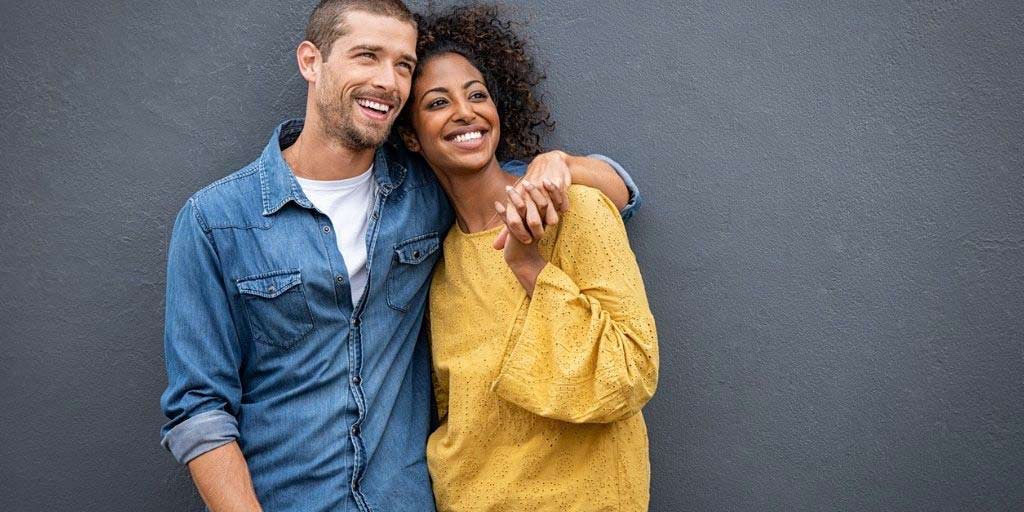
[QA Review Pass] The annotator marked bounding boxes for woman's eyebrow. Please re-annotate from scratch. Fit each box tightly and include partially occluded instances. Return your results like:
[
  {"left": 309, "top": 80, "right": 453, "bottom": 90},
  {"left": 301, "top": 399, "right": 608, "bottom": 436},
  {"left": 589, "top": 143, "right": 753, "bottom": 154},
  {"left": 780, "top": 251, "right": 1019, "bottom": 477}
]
[{"left": 422, "top": 86, "right": 449, "bottom": 97}]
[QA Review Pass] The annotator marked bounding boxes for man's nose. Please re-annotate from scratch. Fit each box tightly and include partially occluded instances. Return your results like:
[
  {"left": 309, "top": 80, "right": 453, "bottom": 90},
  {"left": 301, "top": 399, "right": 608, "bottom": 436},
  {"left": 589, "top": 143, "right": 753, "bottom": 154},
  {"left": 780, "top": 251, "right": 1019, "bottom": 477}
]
[{"left": 371, "top": 63, "right": 398, "bottom": 92}]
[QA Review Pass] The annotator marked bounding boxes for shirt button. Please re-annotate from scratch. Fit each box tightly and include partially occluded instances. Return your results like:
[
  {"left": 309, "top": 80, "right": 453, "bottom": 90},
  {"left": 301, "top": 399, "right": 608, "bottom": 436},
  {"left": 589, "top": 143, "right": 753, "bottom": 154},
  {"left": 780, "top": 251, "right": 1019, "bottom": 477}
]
[
  {"left": 351, "top": 375, "right": 361, "bottom": 385},
  {"left": 351, "top": 425, "right": 360, "bottom": 435},
  {"left": 351, "top": 481, "right": 359, "bottom": 491},
  {"left": 412, "top": 250, "right": 421, "bottom": 259},
  {"left": 352, "top": 317, "right": 360, "bottom": 327},
  {"left": 336, "top": 275, "right": 345, "bottom": 284},
  {"left": 322, "top": 225, "right": 331, "bottom": 233},
  {"left": 371, "top": 211, "right": 379, "bottom": 220}
]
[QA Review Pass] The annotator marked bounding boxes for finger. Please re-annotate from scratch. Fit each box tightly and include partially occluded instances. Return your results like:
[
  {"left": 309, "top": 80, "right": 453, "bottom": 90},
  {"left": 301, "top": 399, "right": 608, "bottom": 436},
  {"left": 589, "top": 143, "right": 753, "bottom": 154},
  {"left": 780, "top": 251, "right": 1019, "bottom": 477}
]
[
  {"left": 544, "top": 180, "right": 569, "bottom": 211},
  {"left": 544, "top": 201, "right": 560, "bottom": 226},
  {"left": 522, "top": 180, "right": 551, "bottom": 216},
  {"left": 557, "top": 180, "right": 570, "bottom": 212},
  {"left": 549, "top": 178, "right": 570, "bottom": 213},
  {"left": 506, "top": 185, "right": 527, "bottom": 212},
  {"left": 493, "top": 227, "right": 509, "bottom": 250},
  {"left": 524, "top": 196, "right": 544, "bottom": 239},
  {"left": 505, "top": 200, "right": 532, "bottom": 244},
  {"left": 492, "top": 202, "right": 509, "bottom": 250}
]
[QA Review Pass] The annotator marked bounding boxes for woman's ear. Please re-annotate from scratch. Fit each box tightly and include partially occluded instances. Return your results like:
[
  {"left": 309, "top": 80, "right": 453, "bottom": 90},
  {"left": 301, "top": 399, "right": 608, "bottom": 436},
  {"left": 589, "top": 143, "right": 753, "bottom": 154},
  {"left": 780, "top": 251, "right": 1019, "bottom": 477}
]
[{"left": 398, "top": 126, "right": 421, "bottom": 152}]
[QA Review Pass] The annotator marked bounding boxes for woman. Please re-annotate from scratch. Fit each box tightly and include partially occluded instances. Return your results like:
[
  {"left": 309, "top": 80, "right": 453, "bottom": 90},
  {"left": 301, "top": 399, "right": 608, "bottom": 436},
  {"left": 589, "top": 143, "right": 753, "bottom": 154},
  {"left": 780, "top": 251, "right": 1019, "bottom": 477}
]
[{"left": 399, "top": 5, "right": 659, "bottom": 511}]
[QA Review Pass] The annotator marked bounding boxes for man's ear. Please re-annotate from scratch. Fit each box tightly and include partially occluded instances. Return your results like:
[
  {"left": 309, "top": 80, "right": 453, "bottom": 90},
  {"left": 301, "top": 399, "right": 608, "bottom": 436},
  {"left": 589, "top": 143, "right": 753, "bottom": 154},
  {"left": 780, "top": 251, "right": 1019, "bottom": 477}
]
[
  {"left": 398, "top": 126, "right": 421, "bottom": 152},
  {"left": 296, "top": 41, "right": 321, "bottom": 83}
]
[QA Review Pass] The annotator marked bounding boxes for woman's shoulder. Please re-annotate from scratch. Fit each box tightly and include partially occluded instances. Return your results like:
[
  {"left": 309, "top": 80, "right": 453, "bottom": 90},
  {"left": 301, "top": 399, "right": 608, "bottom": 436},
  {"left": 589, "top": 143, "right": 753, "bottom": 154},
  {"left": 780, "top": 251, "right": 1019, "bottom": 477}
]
[{"left": 564, "top": 185, "right": 621, "bottom": 225}]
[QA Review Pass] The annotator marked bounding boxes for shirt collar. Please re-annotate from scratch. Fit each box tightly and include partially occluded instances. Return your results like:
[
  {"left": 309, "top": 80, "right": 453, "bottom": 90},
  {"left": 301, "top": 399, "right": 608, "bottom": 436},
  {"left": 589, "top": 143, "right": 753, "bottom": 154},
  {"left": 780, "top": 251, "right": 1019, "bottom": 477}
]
[{"left": 258, "top": 119, "right": 407, "bottom": 216}]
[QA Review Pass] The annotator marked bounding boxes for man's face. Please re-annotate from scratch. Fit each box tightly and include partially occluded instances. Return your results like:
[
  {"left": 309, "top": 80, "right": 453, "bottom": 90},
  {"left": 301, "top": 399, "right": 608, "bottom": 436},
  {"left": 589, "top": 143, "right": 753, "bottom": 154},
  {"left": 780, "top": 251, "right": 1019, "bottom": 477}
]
[{"left": 315, "top": 11, "right": 417, "bottom": 150}]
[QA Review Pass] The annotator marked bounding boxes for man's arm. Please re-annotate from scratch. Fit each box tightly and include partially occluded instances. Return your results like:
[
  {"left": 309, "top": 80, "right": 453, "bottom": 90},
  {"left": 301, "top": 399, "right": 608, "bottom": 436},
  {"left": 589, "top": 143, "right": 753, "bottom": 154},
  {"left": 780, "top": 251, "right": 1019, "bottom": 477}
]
[
  {"left": 160, "top": 199, "right": 261, "bottom": 511},
  {"left": 499, "top": 151, "right": 642, "bottom": 247},
  {"left": 189, "top": 442, "right": 263, "bottom": 512},
  {"left": 535, "top": 150, "right": 630, "bottom": 211}
]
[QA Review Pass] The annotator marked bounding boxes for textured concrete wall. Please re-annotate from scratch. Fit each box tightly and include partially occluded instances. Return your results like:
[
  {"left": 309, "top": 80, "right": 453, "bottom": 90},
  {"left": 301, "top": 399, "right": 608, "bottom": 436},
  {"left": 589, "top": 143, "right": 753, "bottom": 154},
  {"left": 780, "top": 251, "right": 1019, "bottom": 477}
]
[{"left": 2, "top": 1, "right": 1022, "bottom": 510}]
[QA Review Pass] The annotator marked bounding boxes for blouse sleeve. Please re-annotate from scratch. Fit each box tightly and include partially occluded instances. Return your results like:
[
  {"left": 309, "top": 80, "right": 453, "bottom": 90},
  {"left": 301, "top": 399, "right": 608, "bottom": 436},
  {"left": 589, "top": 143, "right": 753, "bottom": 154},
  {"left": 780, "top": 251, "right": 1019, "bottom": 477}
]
[{"left": 490, "top": 186, "right": 659, "bottom": 423}]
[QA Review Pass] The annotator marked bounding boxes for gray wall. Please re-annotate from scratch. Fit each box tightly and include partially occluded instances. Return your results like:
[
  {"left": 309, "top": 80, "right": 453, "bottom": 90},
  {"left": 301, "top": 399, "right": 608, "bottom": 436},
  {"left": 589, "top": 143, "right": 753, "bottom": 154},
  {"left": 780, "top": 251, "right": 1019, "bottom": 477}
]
[{"left": 1, "top": 0, "right": 1022, "bottom": 510}]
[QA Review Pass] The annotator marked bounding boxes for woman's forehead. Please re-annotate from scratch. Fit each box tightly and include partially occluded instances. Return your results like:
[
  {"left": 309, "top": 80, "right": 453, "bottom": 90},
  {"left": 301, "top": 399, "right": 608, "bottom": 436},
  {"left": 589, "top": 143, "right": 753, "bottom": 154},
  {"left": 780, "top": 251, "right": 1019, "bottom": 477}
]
[{"left": 416, "top": 53, "right": 485, "bottom": 89}]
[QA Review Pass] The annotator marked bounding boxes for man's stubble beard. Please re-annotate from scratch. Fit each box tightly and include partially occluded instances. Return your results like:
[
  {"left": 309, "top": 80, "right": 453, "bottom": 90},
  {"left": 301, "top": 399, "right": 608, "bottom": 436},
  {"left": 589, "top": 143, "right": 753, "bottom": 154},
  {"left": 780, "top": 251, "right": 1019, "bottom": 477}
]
[{"left": 315, "top": 80, "right": 393, "bottom": 151}]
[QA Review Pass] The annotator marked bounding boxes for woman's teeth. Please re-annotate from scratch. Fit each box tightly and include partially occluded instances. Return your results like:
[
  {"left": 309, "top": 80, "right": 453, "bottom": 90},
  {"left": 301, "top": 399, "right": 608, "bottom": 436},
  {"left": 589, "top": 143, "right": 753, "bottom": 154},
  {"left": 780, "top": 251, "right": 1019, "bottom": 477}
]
[
  {"left": 356, "top": 99, "right": 391, "bottom": 113},
  {"left": 452, "top": 131, "right": 482, "bottom": 143}
]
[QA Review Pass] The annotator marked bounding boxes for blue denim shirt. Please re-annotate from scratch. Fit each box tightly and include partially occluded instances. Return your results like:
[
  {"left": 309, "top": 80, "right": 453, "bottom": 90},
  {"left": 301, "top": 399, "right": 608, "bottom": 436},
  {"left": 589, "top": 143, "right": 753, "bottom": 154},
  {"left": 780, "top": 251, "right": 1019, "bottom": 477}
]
[{"left": 160, "top": 119, "right": 640, "bottom": 512}]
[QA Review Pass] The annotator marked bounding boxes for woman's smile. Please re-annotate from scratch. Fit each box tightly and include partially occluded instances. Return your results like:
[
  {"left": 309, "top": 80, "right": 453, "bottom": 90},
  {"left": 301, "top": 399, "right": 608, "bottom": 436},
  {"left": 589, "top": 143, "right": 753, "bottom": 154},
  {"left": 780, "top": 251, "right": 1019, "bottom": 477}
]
[{"left": 444, "top": 126, "right": 490, "bottom": 151}]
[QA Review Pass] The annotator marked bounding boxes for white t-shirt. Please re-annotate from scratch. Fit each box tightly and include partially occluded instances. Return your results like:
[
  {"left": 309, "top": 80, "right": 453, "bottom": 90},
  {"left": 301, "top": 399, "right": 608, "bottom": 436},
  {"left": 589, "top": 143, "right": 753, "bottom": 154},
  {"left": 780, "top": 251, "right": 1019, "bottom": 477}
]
[{"left": 294, "top": 166, "right": 376, "bottom": 306}]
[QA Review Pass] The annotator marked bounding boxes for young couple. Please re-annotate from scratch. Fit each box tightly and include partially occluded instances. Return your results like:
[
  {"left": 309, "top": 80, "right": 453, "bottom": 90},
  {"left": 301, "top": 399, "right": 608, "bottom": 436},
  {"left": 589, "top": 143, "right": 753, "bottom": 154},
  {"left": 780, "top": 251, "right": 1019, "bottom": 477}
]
[{"left": 160, "top": 1, "right": 658, "bottom": 511}]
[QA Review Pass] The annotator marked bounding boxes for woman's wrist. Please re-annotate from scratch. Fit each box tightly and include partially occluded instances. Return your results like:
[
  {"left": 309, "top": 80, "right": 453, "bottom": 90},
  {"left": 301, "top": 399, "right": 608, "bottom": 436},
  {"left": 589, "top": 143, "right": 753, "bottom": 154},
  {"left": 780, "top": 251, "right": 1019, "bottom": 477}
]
[{"left": 505, "top": 254, "right": 547, "bottom": 296}]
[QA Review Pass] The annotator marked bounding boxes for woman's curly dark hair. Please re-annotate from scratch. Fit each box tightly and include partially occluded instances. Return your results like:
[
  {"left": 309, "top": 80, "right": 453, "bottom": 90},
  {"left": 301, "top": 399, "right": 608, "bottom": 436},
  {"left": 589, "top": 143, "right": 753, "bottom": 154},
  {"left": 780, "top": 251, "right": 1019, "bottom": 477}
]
[{"left": 400, "top": 3, "right": 554, "bottom": 161}]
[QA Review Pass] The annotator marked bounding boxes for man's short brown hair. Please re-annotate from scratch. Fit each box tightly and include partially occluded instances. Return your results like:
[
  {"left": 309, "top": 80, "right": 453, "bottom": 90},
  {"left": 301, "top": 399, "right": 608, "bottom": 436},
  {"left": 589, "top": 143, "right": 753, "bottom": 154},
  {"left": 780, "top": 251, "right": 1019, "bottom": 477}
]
[{"left": 305, "top": 0, "right": 416, "bottom": 60}]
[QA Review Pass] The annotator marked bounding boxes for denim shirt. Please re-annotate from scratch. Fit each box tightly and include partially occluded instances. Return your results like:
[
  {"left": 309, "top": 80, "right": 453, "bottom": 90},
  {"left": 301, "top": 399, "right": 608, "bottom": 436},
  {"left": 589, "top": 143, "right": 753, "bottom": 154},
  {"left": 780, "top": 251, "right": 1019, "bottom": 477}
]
[{"left": 160, "top": 119, "right": 640, "bottom": 512}]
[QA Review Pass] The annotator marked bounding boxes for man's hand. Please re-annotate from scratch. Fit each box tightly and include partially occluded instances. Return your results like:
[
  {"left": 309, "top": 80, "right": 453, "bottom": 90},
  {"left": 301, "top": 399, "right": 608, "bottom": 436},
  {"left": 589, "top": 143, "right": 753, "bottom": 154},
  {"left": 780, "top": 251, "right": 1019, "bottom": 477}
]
[{"left": 493, "top": 150, "right": 572, "bottom": 250}]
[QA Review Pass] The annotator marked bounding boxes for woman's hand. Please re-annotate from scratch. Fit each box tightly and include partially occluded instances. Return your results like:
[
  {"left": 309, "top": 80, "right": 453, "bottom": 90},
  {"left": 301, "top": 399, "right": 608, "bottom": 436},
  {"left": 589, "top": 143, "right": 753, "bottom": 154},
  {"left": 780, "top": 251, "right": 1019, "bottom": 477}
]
[{"left": 495, "top": 201, "right": 547, "bottom": 296}]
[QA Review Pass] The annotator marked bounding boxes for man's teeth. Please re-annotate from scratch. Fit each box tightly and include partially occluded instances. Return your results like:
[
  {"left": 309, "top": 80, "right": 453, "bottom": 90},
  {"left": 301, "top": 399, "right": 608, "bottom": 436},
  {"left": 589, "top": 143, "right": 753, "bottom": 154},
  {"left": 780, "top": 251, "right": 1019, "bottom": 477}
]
[
  {"left": 452, "top": 131, "right": 482, "bottom": 143},
  {"left": 356, "top": 99, "right": 391, "bottom": 113}
]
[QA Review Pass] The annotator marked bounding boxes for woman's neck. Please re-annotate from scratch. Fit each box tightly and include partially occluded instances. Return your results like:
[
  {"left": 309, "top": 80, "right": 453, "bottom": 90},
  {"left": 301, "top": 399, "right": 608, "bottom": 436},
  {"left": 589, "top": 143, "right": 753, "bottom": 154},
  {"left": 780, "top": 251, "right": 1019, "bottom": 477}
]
[{"left": 435, "top": 159, "right": 518, "bottom": 234}]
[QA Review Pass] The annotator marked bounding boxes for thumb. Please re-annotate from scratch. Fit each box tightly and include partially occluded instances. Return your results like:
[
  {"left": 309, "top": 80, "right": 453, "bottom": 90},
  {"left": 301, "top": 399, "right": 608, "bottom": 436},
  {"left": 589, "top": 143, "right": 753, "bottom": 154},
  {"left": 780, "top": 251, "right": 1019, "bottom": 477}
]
[{"left": 493, "top": 227, "right": 509, "bottom": 250}]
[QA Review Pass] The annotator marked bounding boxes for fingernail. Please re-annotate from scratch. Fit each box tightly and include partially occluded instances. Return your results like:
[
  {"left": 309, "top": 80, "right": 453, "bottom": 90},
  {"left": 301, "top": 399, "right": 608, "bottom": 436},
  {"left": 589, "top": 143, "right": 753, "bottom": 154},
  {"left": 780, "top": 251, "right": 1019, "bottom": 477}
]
[{"left": 523, "top": 180, "right": 533, "bottom": 189}]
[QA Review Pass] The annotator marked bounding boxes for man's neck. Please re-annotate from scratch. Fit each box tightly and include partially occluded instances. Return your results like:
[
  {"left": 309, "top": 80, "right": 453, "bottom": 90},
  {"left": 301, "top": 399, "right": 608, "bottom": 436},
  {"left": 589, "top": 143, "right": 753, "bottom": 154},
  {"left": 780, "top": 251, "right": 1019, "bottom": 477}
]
[{"left": 282, "top": 122, "right": 375, "bottom": 181}]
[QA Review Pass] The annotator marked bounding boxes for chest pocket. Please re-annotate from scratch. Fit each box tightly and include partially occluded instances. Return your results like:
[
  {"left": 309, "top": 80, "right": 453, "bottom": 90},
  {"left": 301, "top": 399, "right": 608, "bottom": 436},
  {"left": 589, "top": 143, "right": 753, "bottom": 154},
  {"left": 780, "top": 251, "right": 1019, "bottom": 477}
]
[
  {"left": 236, "top": 269, "right": 315, "bottom": 349},
  {"left": 386, "top": 233, "right": 441, "bottom": 312}
]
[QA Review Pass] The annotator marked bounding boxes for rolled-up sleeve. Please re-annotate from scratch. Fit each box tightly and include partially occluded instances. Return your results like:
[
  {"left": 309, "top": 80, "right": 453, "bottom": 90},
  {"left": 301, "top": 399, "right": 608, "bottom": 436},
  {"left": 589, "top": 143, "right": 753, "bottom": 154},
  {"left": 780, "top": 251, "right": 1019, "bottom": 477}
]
[
  {"left": 159, "top": 198, "right": 243, "bottom": 464},
  {"left": 586, "top": 153, "right": 642, "bottom": 221}
]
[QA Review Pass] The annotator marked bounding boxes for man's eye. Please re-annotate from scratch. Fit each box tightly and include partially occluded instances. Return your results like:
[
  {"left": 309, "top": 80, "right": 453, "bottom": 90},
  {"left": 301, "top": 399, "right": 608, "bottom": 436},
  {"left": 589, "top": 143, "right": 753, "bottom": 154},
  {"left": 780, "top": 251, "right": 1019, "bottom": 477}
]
[
  {"left": 398, "top": 62, "right": 414, "bottom": 72},
  {"left": 358, "top": 53, "right": 376, "bottom": 60}
]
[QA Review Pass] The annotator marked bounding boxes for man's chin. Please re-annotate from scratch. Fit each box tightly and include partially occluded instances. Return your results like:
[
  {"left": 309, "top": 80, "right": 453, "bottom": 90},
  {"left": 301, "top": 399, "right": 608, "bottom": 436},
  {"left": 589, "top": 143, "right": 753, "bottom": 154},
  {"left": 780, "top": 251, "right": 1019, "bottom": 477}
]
[{"left": 338, "top": 125, "right": 390, "bottom": 150}]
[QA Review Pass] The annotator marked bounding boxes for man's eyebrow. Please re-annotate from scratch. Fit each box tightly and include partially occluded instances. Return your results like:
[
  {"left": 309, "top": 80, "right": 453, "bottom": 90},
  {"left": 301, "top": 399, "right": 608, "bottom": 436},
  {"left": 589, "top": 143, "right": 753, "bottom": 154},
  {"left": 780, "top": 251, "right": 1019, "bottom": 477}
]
[
  {"left": 348, "top": 44, "right": 383, "bottom": 53},
  {"left": 348, "top": 45, "right": 417, "bottom": 65}
]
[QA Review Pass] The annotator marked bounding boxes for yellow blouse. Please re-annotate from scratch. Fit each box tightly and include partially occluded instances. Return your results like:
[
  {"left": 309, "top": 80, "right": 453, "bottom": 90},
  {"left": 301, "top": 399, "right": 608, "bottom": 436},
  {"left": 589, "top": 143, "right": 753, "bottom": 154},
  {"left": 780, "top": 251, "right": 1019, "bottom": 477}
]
[{"left": 427, "top": 185, "right": 659, "bottom": 512}]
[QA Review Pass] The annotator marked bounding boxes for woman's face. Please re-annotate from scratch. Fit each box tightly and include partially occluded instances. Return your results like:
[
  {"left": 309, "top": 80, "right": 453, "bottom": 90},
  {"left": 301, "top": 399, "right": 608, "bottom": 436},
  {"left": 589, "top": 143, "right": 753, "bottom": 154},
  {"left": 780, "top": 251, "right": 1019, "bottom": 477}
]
[{"left": 407, "top": 52, "right": 501, "bottom": 175}]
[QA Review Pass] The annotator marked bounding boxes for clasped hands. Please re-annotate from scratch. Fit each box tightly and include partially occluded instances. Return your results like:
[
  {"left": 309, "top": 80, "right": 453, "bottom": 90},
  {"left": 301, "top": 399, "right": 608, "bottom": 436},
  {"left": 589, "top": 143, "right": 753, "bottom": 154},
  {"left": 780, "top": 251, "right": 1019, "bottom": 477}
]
[{"left": 493, "top": 150, "right": 572, "bottom": 291}]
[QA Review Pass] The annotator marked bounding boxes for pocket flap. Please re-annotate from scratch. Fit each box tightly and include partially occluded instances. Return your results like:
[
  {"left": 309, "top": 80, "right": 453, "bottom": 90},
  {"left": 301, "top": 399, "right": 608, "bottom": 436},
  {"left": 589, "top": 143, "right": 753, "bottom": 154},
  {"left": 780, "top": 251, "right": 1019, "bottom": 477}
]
[
  {"left": 395, "top": 234, "right": 440, "bottom": 264},
  {"left": 236, "top": 269, "right": 303, "bottom": 298}
]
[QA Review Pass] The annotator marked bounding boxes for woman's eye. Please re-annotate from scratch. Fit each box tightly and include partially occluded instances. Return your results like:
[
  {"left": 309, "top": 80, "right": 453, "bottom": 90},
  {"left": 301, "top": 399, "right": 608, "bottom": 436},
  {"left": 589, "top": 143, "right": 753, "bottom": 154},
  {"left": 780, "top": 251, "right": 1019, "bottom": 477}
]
[
  {"left": 470, "top": 91, "right": 488, "bottom": 100},
  {"left": 428, "top": 98, "right": 448, "bottom": 108}
]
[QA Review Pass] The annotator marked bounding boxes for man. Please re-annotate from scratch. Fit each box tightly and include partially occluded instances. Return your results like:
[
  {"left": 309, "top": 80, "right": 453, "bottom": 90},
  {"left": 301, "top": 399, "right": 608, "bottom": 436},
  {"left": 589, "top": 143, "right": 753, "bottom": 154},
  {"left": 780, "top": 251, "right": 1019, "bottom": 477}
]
[{"left": 160, "top": 1, "right": 641, "bottom": 511}]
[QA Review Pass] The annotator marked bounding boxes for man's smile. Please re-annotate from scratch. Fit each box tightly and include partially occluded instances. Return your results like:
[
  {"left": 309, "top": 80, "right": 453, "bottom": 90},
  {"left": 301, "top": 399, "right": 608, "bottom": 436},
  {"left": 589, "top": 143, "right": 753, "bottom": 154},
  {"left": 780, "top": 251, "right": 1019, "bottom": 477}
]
[{"left": 355, "top": 97, "right": 395, "bottom": 121}]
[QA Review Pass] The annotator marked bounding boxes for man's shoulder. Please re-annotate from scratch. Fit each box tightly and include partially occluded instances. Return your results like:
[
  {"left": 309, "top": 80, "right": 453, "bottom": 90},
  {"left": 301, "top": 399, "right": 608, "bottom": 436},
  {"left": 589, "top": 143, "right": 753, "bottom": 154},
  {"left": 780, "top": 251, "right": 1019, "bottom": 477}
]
[{"left": 184, "top": 160, "right": 267, "bottom": 230}]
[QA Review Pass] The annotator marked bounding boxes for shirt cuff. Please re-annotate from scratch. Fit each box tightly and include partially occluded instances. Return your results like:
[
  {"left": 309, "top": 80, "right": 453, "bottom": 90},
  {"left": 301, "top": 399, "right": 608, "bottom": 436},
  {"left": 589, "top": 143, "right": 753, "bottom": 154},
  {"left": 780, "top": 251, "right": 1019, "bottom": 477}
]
[
  {"left": 586, "top": 154, "right": 641, "bottom": 221},
  {"left": 161, "top": 409, "right": 239, "bottom": 464}
]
